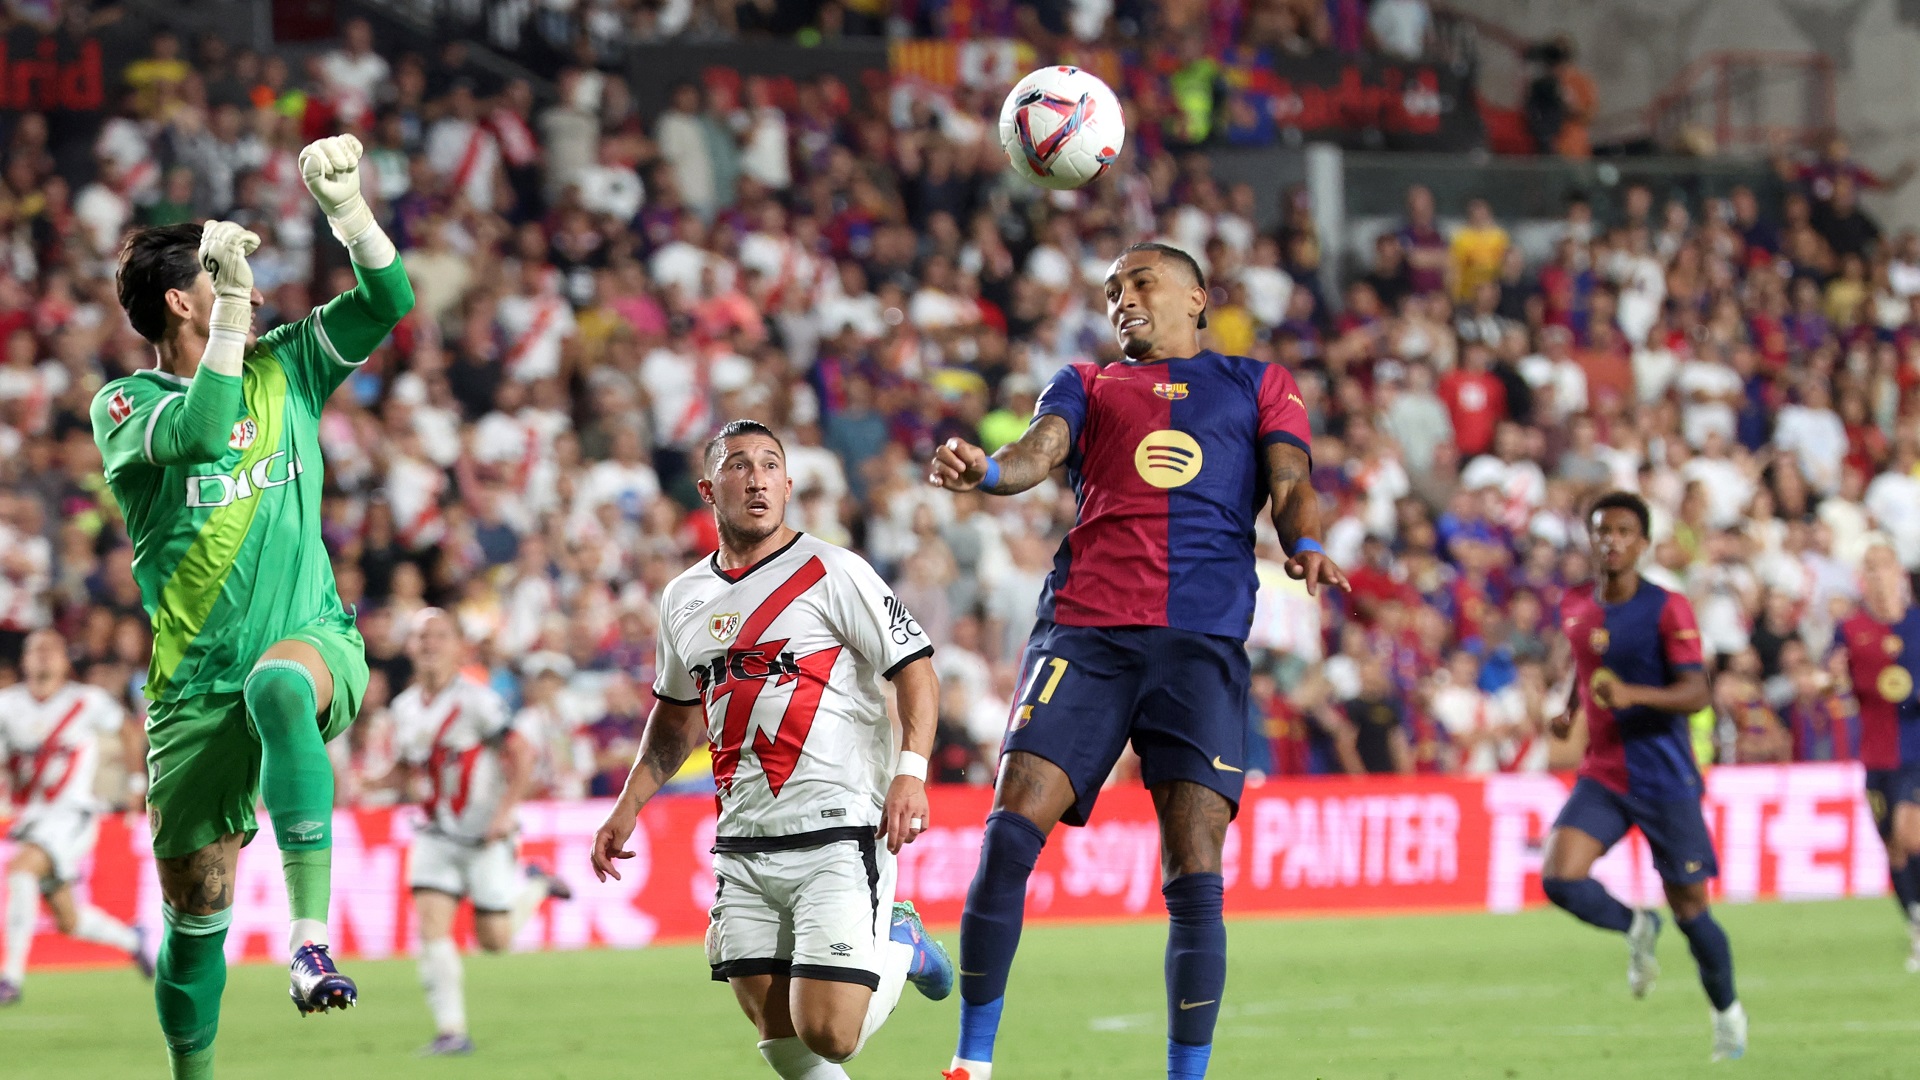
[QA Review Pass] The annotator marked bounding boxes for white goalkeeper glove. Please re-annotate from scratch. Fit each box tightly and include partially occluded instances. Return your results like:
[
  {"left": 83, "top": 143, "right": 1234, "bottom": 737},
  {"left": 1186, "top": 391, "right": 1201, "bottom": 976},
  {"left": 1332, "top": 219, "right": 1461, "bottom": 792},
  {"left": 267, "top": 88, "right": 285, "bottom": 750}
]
[
  {"left": 197, "top": 221, "right": 258, "bottom": 376},
  {"left": 299, "top": 134, "right": 396, "bottom": 267}
]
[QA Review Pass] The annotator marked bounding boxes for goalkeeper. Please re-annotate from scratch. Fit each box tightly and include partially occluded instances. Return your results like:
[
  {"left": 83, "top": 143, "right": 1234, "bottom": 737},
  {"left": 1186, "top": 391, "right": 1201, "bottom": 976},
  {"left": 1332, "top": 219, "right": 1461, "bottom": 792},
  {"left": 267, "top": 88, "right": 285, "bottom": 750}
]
[{"left": 91, "top": 136, "right": 413, "bottom": 1079}]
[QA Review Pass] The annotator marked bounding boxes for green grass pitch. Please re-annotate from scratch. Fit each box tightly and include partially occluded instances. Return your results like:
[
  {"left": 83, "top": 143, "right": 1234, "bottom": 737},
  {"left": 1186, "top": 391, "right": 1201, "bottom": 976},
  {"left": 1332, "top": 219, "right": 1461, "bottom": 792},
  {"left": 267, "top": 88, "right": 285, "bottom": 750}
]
[{"left": 5, "top": 898, "right": 1916, "bottom": 1079}]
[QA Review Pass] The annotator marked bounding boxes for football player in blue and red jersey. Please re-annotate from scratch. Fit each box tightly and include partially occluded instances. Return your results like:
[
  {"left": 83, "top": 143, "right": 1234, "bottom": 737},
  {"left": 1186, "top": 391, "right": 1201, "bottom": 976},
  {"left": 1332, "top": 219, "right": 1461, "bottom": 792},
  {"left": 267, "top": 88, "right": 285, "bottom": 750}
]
[
  {"left": 1547, "top": 492, "right": 1745, "bottom": 1061},
  {"left": 1829, "top": 542, "right": 1920, "bottom": 969},
  {"left": 927, "top": 242, "right": 1347, "bottom": 1080}
]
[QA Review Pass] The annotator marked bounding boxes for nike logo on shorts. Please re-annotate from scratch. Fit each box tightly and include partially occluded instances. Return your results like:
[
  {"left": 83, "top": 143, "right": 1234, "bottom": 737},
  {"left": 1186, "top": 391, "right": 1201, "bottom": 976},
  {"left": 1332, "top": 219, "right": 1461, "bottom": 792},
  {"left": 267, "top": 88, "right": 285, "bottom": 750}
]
[{"left": 1211, "top": 756, "right": 1242, "bottom": 773}]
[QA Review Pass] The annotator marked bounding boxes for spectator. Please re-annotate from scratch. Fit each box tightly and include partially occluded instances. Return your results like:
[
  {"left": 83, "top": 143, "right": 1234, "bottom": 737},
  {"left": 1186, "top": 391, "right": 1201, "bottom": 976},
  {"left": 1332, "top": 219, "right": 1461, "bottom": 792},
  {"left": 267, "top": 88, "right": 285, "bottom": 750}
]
[
  {"left": 1345, "top": 658, "right": 1413, "bottom": 775},
  {"left": 1449, "top": 199, "right": 1510, "bottom": 303},
  {"left": 1523, "top": 35, "right": 1597, "bottom": 159},
  {"left": 318, "top": 17, "right": 390, "bottom": 127}
]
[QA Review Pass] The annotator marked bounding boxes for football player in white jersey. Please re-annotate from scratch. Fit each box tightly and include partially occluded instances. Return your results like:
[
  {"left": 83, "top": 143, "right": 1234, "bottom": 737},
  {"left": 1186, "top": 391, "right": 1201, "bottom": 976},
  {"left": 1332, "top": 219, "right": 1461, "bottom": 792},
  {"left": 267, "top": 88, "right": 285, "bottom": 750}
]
[
  {"left": 1, "top": 629, "right": 151, "bottom": 1003},
  {"left": 384, "top": 610, "right": 569, "bottom": 1055},
  {"left": 592, "top": 419, "right": 954, "bottom": 1080}
]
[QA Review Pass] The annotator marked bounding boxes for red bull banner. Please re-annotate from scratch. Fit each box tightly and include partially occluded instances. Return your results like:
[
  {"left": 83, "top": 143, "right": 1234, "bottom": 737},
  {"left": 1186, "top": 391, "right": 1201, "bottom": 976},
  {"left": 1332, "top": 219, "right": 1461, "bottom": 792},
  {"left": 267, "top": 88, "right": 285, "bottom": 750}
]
[{"left": 2, "top": 764, "right": 1886, "bottom": 967}]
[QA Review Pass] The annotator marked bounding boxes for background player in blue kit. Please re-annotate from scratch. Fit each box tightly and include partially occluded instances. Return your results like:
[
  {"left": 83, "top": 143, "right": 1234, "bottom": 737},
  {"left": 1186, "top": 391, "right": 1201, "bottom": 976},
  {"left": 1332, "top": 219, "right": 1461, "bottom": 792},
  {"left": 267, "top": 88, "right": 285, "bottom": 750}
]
[
  {"left": 927, "top": 243, "right": 1348, "bottom": 1080},
  {"left": 1546, "top": 492, "right": 1745, "bottom": 1061}
]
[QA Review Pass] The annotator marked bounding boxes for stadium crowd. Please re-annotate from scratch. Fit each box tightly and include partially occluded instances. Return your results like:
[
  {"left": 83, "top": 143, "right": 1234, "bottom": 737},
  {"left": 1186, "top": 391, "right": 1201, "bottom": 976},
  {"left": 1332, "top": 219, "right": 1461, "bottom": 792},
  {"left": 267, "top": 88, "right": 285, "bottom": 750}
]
[{"left": 0, "top": 11, "right": 1910, "bottom": 814}]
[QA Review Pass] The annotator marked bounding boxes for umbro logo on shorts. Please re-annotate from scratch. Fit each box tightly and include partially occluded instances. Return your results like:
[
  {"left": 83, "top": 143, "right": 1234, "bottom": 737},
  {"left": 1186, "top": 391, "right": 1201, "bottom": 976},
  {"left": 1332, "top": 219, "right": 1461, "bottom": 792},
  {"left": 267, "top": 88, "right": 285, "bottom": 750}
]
[{"left": 830, "top": 942, "right": 852, "bottom": 955}]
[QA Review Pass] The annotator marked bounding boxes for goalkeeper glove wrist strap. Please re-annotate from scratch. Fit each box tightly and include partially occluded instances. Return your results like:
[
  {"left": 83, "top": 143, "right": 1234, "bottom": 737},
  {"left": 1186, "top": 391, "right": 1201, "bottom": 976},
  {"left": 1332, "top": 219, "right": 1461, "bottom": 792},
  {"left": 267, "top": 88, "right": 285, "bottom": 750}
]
[{"left": 328, "top": 197, "right": 397, "bottom": 269}]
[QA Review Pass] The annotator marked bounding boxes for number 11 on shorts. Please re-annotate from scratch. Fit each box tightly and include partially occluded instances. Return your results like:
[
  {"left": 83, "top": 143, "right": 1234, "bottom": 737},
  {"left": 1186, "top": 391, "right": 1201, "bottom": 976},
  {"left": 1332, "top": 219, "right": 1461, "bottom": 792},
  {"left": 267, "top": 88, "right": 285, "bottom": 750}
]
[
  {"left": 1038, "top": 658, "right": 1069, "bottom": 703},
  {"left": 1013, "top": 657, "right": 1069, "bottom": 729}
]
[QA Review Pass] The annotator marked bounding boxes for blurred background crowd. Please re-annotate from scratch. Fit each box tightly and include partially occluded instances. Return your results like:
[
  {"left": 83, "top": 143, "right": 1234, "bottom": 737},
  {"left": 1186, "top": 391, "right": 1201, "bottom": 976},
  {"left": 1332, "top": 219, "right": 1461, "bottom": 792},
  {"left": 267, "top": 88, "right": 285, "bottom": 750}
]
[{"left": 0, "top": 0, "right": 1907, "bottom": 812}]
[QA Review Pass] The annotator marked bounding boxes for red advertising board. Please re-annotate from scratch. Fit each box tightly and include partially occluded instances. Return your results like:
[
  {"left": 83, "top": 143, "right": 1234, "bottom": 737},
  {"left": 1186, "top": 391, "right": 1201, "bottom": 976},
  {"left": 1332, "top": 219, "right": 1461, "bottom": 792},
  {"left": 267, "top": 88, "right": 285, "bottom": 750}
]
[{"left": 1, "top": 764, "right": 1885, "bottom": 967}]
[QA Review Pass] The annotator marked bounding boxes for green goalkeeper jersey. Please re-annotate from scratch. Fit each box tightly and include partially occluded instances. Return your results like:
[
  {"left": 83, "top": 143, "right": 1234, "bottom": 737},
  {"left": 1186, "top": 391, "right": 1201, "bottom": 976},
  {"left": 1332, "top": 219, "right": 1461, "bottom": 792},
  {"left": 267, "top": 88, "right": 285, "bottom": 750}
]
[{"left": 90, "top": 258, "right": 413, "bottom": 703}]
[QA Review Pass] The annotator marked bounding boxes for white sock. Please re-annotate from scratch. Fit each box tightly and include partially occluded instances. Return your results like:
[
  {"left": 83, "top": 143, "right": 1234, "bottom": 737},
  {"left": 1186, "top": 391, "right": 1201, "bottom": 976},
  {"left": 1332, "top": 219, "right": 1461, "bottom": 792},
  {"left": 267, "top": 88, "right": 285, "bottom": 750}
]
[
  {"left": 758, "top": 1037, "right": 851, "bottom": 1079},
  {"left": 72, "top": 906, "right": 140, "bottom": 954},
  {"left": 948, "top": 1059, "right": 993, "bottom": 1080},
  {"left": 4, "top": 871, "right": 37, "bottom": 984},
  {"left": 853, "top": 939, "right": 914, "bottom": 1056},
  {"left": 508, "top": 870, "right": 549, "bottom": 937},
  {"left": 289, "top": 917, "right": 329, "bottom": 957},
  {"left": 418, "top": 937, "right": 467, "bottom": 1036}
]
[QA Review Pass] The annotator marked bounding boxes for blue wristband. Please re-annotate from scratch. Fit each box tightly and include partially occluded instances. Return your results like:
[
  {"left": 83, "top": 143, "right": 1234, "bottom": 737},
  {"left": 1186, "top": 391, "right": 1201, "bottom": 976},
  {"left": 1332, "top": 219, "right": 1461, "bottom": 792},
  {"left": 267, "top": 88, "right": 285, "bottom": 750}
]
[
  {"left": 981, "top": 457, "right": 1002, "bottom": 490},
  {"left": 1290, "top": 537, "right": 1324, "bottom": 557}
]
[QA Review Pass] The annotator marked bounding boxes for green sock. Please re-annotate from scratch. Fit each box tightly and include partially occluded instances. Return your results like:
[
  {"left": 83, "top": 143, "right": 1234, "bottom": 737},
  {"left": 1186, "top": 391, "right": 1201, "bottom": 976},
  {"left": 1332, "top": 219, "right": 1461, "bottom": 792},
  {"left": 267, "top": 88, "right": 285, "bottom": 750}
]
[
  {"left": 156, "top": 905, "right": 229, "bottom": 1078},
  {"left": 246, "top": 661, "right": 334, "bottom": 929},
  {"left": 282, "top": 849, "right": 331, "bottom": 927},
  {"left": 171, "top": 1047, "right": 216, "bottom": 1080}
]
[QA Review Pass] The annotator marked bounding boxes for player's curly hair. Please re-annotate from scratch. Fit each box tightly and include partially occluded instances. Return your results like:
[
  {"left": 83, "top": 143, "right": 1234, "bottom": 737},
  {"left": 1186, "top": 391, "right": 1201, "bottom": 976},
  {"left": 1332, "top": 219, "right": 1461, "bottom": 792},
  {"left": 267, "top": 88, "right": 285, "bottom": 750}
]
[
  {"left": 1588, "top": 490, "right": 1651, "bottom": 537},
  {"left": 1119, "top": 241, "right": 1208, "bottom": 329},
  {"left": 704, "top": 419, "right": 786, "bottom": 476},
  {"left": 117, "top": 223, "right": 205, "bottom": 343}
]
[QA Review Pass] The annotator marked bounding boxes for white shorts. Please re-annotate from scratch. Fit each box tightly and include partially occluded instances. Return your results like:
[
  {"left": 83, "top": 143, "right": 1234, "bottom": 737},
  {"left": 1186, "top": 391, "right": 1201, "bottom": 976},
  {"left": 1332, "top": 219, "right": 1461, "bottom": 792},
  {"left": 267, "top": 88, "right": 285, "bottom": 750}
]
[
  {"left": 408, "top": 830, "right": 519, "bottom": 912},
  {"left": 10, "top": 807, "right": 100, "bottom": 888},
  {"left": 706, "top": 829, "right": 897, "bottom": 990}
]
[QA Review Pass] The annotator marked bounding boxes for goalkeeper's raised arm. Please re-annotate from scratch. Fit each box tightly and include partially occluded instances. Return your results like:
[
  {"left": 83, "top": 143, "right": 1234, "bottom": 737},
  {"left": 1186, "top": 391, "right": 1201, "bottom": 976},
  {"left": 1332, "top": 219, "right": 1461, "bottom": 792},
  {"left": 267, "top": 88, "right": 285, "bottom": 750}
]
[{"left": 299, "top": 134, "right": 415, "bottom": 363}]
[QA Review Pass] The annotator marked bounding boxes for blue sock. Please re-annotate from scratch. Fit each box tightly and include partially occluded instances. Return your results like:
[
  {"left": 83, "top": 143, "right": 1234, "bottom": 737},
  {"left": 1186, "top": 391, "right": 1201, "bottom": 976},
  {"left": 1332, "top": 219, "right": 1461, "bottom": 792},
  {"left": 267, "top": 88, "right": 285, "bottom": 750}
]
[
  {"left": 1893, "top": 861, "right": 1920, "bottom": 916},
  {"left": 1169, "top": 1042, "right": 1214, "bottom": 1080},
  {"left": 1676, "top": 909, "right": 1737, "bottom": 1011},
  {"left": 1542, "top": 876, "right": 1634, "bottom": 933},
  {"left": 955, "top": 810, "right": 1047, "bottom": 1063},
  {"left": 1164, "top": 872, "right": 1226, "bottom": 1080}
]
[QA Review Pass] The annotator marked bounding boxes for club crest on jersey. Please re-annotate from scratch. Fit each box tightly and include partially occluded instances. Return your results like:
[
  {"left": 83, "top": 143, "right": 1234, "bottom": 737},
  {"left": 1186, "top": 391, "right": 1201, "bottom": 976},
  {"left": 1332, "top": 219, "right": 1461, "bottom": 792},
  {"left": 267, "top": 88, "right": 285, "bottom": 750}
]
[
  {"left": 229, "top": 417, "right": 258, "bottom": 450},
  {"left": 1153, "top": 382, "right": 1189, "bottom": 400},
  {"left": 709, "top": 612, "right": 741, "bottom": 642},
  {"left": 107, "top": 389, "right": 133, "bottom": 424},
  {"left": 1589, "top": 628, "right": 1610, "bottom": 655}
]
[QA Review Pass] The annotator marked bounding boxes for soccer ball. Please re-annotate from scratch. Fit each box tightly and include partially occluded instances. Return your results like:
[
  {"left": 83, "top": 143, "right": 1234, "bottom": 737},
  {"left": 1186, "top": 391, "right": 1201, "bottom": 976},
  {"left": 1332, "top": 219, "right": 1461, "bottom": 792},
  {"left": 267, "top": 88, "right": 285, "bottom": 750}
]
[{"left": 998, "top": 66, "right": 1126, "bottom": 190}]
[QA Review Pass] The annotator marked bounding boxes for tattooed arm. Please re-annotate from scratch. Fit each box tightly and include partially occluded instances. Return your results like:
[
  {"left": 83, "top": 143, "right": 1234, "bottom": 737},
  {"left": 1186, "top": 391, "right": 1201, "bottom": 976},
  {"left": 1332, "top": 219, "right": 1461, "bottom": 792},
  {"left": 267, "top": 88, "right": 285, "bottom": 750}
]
[
  {"left": 928, "top": 414, "right": 1072, "bottom": 496},
  {"left": 590, "top": 700, "right": 705, "bottom": 882},
  {"left": 1266, "top": 441, "right": 1349, "bottom": 596}
]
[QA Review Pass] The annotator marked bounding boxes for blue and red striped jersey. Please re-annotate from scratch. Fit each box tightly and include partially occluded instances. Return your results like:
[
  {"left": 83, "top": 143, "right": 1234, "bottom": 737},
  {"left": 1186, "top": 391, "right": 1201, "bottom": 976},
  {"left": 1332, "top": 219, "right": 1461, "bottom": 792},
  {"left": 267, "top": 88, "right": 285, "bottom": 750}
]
[
  {"left": 1560, "top": 580, "right": 1706, "bottom": 800},
  {"left": 1030, "top": 350, "right": 1312, "bottom": 641}
]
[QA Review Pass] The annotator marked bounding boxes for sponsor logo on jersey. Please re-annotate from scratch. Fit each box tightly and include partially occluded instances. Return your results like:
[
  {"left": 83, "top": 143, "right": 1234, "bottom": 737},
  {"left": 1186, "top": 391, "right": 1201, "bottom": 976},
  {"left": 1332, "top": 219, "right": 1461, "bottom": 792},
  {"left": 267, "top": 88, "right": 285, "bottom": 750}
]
[
  {"left": 183, "top": 451, "right": 305, "bottom": 508},
  {"left": 1880, "top": 665, "right": 1914, "bottom": 703},
  {"left": 228, "top": 417, "right": 258, "bottom": 450},
  {"left": 709, "top": 612, "right": 741, "bottom": 642},
  {"left": 1152, "top": 382, "right": 1189, "bottom": 400},
  {"left": 820, "top": 808, "right": 846, "bottom": 818},
  {"left": 884, "top": 595, "right": 922, "bottom": 645},
  {"left": 1133, "top": 429, "right": 1203, "bottom": 489},
  {"left": 108, "top": 389, "right": 133, "bottom": 424},
  {"left": 690, "top": 649, "right": 802, "bottom": 694},
  {"left": 682, "top": 597, "right": 706, "bottom": 612},
  {"left": 1589, "top": 628, "right": 1610, "bottom": 655}
]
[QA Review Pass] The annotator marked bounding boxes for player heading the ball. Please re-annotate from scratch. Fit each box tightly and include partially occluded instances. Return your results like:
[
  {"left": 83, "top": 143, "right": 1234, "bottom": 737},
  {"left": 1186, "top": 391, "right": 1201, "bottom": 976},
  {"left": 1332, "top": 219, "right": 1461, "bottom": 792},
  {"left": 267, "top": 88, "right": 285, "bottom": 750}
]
[
  {"left": 928, "top": 242, "right": 1347, "bottom": 1080},
  {"left": 593, "top": 420, "right": 955, "bottom": 1079},
  {"left": 93, "top": 134, "right": 413, "bottom": 1079}
]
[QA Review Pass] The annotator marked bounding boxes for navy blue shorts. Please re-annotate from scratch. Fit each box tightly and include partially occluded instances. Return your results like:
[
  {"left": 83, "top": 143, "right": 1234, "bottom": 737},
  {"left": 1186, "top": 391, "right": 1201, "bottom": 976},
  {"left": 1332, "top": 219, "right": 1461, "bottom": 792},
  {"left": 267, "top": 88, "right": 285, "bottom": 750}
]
[
  {"left": 1554, "top": 776, "right": 1720, "bottom": 886},
  {"left": 1864, "top": 765, "right": 1920, "bottom": 841},
  {"left": 1001, "top": 620, "right": 1250, "bottom": 827}
]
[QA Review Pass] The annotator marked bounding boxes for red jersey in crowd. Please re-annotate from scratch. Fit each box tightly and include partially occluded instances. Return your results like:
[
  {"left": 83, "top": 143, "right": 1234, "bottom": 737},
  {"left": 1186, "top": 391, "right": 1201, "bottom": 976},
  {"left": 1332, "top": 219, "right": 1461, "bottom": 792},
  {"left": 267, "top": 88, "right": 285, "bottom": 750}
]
[{"left": 1437, "top": 368, "right": 1504, "bottom": 457}]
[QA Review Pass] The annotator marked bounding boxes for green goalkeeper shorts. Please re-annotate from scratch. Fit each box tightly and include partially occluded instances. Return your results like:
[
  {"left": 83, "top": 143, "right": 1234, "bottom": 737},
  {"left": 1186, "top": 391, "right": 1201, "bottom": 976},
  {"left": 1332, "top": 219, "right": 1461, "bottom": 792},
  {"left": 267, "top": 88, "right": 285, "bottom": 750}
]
[{"left": 144, "top": 616, "right": 369, "bottom": 860}]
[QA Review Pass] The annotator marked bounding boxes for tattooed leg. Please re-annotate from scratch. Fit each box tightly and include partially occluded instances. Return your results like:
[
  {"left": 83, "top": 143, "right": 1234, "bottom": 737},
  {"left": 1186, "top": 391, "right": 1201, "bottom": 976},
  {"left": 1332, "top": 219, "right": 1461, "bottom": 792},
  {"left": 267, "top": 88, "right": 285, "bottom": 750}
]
[{"left": 155, "top": 835, "right": 241, "bottom": 1078}]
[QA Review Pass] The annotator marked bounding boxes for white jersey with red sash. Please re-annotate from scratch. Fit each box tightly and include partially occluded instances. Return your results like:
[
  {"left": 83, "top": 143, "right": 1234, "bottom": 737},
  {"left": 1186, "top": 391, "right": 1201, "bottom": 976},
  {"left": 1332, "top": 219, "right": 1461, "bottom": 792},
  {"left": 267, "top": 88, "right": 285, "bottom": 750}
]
[
  {"left": 392, "top": 677, "right": 530, "bottom": 842},
  {"left": 654, "top": 533, "right": 934, "bottom": 841},
  {"left": 0, "top": 683, "right": 124, "bottom": 816}
]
